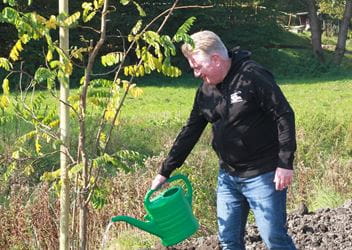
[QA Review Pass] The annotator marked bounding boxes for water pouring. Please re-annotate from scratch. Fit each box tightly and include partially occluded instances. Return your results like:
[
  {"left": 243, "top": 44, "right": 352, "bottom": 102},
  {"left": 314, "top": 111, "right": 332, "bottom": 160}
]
[{"left": 111, "top": 174, "right": 199, "bottom": 246}]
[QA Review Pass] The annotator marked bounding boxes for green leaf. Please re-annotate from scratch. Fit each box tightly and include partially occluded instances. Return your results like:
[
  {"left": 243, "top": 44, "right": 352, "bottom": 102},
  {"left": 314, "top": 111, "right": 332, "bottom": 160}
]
[
  {"left": 1, "top": 7, "right": 20, "bottom": 24},
  {"left": 68, "top": 164, "right": 83, "bottom": 178},
  {"left": 91, "top": 187, "right": 108, "bottom": 209},
  {"left": 41, "top": 168, "right": 61, "bottom": 182},
  {"left": 160, "top": 35, "right": 176, "bottom": 57},
  {"left": 82, "top": 2, "right": 93, "bottom": 11},
  {"left": 16, "top": 130, "right": 37, "bottom": 145},
  {"left": 131, "top": 19, "right": 142, "bottom": 35},
  {"left": 83, "top": 11, "right": 96, "bottom": 23},
  {"left": 82, "top": 2, "right": 95, "bottom": 23},
  {"left": 120, "top": 0, "right": 131, "bottom": 6},
  {"left": 133, "top": 1, "right": 146, "bottom": 16},
  {"left": 61, "top": 11, "right": 80, "bottom": 27},
  {"left": 2, "top": 0, "right": 17, "bottom": 7},
  {"left": 34, "top": 67, "right": 56, "bottom": 88},
  {"left": 172, "top": 17, "right": 196, "bottom": 46},
  {"left": 101, "top": 52, "right": 124, "bottom": 67},
  {"left": 90, "top": 78, "right": 114, "bottom": 88}
]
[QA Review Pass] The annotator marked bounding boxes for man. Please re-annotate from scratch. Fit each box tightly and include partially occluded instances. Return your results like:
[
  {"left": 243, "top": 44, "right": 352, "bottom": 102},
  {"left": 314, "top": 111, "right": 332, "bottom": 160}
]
[{"left": 151, "top": 30, "right": 296, "bottom": 250}]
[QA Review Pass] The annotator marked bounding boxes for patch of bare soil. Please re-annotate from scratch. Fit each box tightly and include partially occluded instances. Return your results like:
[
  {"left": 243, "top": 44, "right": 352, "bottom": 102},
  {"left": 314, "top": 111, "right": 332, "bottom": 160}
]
[{"left": 154, "top": 200, "right": 352, "bottom": 250}]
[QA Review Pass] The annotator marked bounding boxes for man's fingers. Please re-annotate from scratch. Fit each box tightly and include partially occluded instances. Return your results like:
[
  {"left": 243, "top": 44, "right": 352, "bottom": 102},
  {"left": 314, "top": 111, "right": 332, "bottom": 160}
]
[
  {"left": 274, "top": 168, "right": 294, "bottom": 190},
  {"left": 151, "top": 174, "right": 167, "bottom": 190}
]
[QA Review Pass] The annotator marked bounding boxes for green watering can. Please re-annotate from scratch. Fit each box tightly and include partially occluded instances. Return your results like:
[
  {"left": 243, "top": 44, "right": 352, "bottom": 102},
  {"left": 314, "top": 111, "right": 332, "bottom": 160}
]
[{"left": 111, "top": 174, "right": 199, "bottom": 246}]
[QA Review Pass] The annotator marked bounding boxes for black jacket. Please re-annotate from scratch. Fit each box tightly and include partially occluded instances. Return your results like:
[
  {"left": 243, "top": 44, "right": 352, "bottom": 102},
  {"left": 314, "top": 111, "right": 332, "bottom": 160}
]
[{"left": 159, "top": 49, "right": 296, "bottom": 178}]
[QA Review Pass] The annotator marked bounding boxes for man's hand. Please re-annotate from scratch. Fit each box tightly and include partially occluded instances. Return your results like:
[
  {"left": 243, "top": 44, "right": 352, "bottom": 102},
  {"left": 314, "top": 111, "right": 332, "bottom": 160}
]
[
  {"left": 274, "top": 168, "right": 294, "bottom": 191},
  {"left": 151, "top": 174, "right": 167, "bottom": 190}
]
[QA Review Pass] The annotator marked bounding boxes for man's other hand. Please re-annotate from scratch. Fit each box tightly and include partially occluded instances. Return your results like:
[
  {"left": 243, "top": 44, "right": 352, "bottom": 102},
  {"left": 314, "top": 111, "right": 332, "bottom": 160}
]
[
  {"left": 274, "top": 168, "right": 294, "bottom": 191},
  {"left": 151, "top": 174, "right": 167, "bottom": 190}
]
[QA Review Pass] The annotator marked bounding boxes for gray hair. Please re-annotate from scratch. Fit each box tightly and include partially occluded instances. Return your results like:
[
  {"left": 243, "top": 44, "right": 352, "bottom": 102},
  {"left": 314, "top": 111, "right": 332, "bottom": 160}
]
[{"left": 181, "top": 30, "right": 229, "bottom": 59}]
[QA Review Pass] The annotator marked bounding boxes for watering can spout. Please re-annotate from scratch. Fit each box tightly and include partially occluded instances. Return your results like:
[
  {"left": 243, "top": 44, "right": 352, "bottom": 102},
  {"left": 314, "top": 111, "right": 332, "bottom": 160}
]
[{"left": 111, "top": 215, "right": 159, "bottom": 237}]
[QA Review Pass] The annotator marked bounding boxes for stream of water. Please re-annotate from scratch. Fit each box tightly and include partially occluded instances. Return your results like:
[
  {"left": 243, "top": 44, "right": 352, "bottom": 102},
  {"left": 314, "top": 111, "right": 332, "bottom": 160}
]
[{"left": 101, "top": 221, "right": 113, "bottom": 250}]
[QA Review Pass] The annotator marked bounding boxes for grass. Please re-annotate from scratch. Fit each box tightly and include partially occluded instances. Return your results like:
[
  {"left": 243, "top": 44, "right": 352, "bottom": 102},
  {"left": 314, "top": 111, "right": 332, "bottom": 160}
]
[
  {"left": 1, "top": 15, "right": 352, "bottom": 247},
  {"left": 1, "top": 72, "right": 352, "bottom": 248},
  {"left": 105, "top": 230, "right": 158, "bottom": 250}
]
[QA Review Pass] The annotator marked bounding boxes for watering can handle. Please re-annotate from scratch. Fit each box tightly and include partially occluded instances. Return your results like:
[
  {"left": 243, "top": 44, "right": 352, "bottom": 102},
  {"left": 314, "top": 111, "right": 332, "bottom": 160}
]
[{"left": 145, "top": 174, "right": 193, "bottom": 206}]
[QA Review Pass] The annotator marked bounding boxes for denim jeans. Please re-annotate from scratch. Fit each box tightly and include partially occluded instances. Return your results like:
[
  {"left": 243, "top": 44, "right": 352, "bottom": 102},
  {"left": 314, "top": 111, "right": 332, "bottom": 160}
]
[{"left": 217, "top": 168, "right": 296, "bottom": 250}]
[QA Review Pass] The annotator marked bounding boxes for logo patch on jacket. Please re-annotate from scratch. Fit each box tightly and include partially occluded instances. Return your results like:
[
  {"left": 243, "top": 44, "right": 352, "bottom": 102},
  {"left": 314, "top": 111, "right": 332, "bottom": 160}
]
[{"left": 230, "top": 91, "right": 243, "bottom": 104}]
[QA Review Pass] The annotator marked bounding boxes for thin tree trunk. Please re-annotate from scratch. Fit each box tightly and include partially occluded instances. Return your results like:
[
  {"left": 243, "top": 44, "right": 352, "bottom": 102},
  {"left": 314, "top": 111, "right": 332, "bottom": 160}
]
[
  {"left": 78, "top": 154, "right": 88, "bottom": 250},
  {"left": 78, "top": 0, "right": 109, "bottom": 249},
  {"left": 306, "top": 0, "right": 325, "bottom": 62},
  {"left": 59, "top": 0, "right": 70, "bottom": 249},
  {"left": 333, "top": 1, "right": 352, "bottom": 65}
]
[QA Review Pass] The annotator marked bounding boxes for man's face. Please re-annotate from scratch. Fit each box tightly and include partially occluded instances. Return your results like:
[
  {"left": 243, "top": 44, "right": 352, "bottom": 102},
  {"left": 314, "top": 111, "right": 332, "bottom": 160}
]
[{"left": 186, "top": 52, "right": 223, "bottom": 85}]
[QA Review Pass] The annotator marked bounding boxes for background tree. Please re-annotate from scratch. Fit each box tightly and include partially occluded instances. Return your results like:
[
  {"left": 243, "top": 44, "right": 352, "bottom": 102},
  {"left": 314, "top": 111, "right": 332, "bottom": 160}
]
[
  {"left": 332, "top": 0, "right": 352, "bottom": 64},
  {"left": 301, "top": 0, "right": 325, "bottom": 62}
]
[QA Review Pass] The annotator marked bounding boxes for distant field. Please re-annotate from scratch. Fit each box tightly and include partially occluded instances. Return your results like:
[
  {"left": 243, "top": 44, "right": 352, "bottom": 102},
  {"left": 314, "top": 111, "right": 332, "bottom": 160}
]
[
  {"left": 117, "top": 75, "right": 352, "bottom": 156},
  {"left": 123, "top": 75, "right": 352, "bottom": 122}
]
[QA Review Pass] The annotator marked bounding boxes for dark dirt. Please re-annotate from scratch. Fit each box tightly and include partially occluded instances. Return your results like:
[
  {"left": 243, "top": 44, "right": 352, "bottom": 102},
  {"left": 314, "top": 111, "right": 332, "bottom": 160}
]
[{"left": 154, "top": 200, "right": 352, "bottom": 250}]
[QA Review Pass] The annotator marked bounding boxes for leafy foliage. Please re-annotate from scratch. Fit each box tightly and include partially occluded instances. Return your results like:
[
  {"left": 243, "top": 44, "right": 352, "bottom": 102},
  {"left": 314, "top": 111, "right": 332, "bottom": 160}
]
[
  {"left": 0, "top": 57, "right": 13, "bottom": 71},
  {"left": 101, "top": 52, "right": 125, "bottom": 67},
  {"left": 172, "top": 16, "right": 196, "bottom": 46},
  {"left": 0, "top": 0, "right": 196, "bottom": 223}
]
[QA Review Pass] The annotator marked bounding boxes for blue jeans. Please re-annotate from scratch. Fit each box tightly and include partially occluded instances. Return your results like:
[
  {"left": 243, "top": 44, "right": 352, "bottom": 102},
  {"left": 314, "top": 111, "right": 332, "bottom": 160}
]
[{"left": 217, "top": 169, "right": 296, "bottom": 250}]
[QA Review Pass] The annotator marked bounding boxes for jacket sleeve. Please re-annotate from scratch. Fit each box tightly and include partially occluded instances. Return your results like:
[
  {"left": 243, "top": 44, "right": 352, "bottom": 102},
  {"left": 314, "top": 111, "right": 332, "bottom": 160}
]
[
  {"left": 250, "top": 65, "right": 296, "bottom": 170},
  {"left": 159, "top": 89, "right": 208, "bottom": 178}
]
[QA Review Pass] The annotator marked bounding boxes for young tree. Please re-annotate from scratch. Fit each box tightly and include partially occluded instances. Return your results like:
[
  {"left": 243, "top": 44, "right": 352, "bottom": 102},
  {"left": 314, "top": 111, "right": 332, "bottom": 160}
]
[
  {"left": 0, "top": 0, "right": 202, "bottom": 248},
  {"left": 58, "top": 0, "right": 70, "bottom": 247}
]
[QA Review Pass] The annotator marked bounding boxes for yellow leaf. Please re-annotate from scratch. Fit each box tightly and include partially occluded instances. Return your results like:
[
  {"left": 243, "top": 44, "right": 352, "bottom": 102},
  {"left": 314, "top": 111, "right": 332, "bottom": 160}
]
[
  {"left": 104, "top": 109, "right": 115, "bottom": 121},
  {"left": 2, "top": 78, "right": 10, "bottom": 95},
  {"left": 62, "top": 12, "right": 81, "bottom": 27},
  {"left": 80, "top": 76, "right": 86, "bottom": 85},
  {"left": 0, "top": 57, "right": 13, "bottom": 70},
  {"left": 46, "top": 15, "right": 57, "bottom": 29},
  {"left": 130, "top": 87, "right": 143, "bottom": 98},
  {"left": 46, "top": 50, "right": 53, "bottom": 62},
  {"left": 9, "top": 41, "right": 21, "bottom": 61},
  {"left": 0, "top": 95, "right": 10, "bottom": 109},
  {"left": 100, "top": 132, "right": 106, "bottom": 141},
  {"left": 124, "top": 66, "right": 129, "bottom": 76},
  {"left": 12, "top": 150, "right": 20, "bottom": 159},
  {"left": 138, "top": 65, "right": 144, "bottom": 76},
  {"left": 122, "top": 80, "right": 130, "bottom": 90},
  {"left": 64, "top": 61, "right": 73, "bottom": 75},
  {"left": 35, "top": 138, "right": 41, "bottom": 154},
  {"left": 49, "top": 60, "right": 61, "bottom": 69},
  {"left": 49, "top": 120, "right": 60, "bottom": 128},
  {"left": 20, "top": 34, "right": 30, "bottom": 44},
  {"left": 24, "top": 165, "right": 34, "bottom": 176},
  {"left": 35, "top": 14, "right": 47, "bottom": 24}
]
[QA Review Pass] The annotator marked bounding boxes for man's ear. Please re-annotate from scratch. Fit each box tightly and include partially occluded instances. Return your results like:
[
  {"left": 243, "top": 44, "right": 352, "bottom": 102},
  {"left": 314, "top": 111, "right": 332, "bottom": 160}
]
[{"left": 211, "top": 54, "right": 221, "bottom": 66}]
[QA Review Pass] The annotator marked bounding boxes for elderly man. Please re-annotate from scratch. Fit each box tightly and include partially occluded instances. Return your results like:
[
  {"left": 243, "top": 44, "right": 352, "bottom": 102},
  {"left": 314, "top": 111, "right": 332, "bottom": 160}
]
[{"left": 151, "top": 30, "right": 296, "bottom": 250}]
